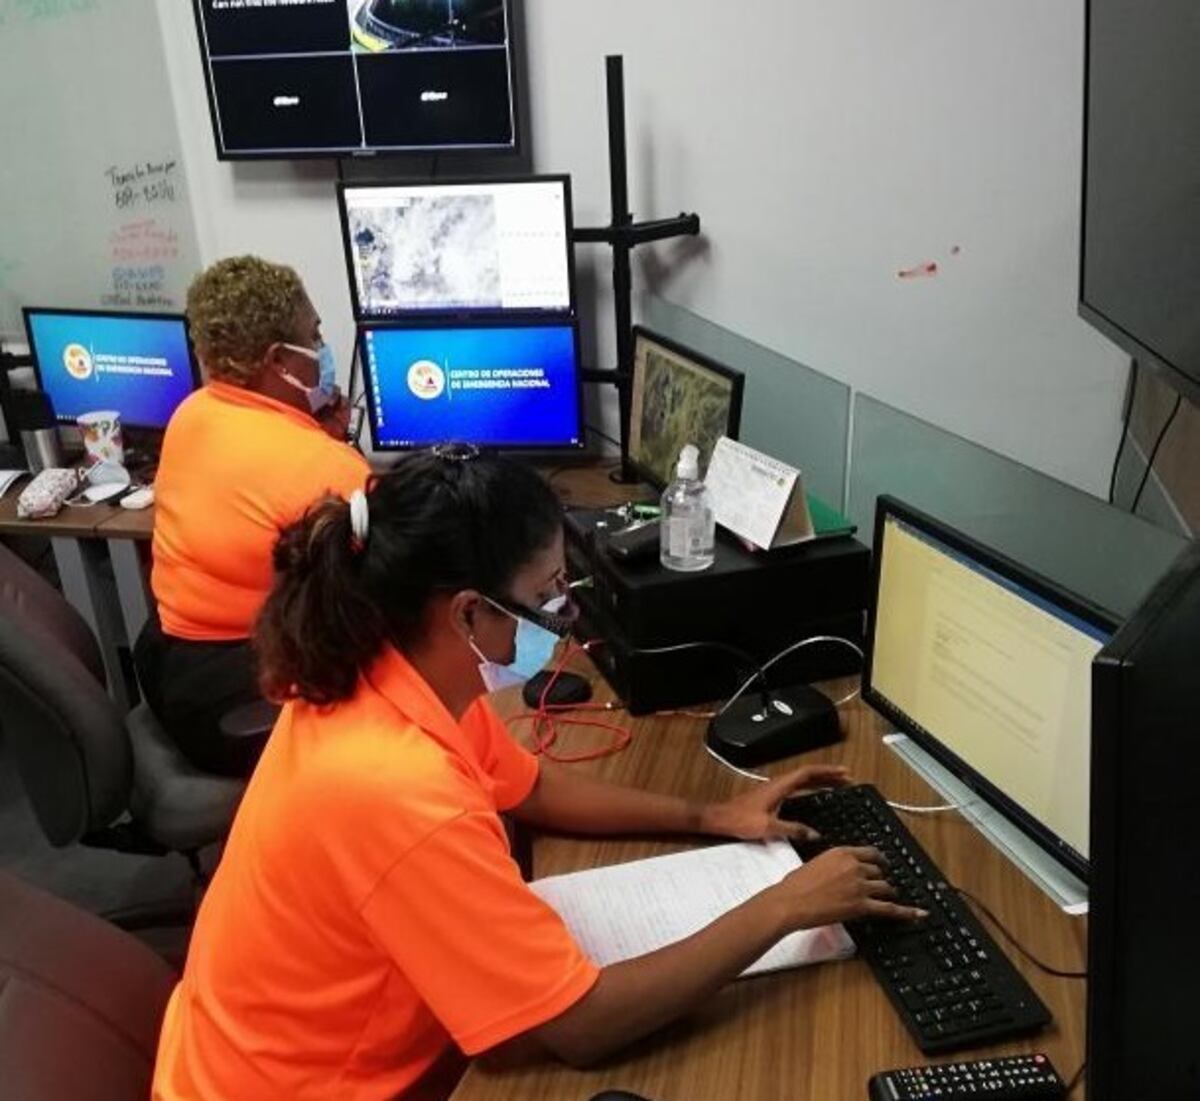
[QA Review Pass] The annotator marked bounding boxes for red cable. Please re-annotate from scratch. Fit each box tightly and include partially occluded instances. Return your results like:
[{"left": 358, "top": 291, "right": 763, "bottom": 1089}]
[{"left": 509, "top": 638, "right": 632, "bottom": 763}]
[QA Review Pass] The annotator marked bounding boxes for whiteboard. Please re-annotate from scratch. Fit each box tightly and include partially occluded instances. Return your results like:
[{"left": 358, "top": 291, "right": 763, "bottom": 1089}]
[{"left": 0, "top": 0, "right": 200, "bottom": 340}]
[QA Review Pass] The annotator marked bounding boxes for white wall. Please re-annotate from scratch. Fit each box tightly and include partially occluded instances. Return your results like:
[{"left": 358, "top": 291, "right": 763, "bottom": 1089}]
[{"left": 157, "top": 0, "right": 1128, "bottom": 493}]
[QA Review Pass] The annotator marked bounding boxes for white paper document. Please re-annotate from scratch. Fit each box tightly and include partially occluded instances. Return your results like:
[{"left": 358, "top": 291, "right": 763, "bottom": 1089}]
[{"left": 531, "top": 841, "right": 855, "bottom": 977}]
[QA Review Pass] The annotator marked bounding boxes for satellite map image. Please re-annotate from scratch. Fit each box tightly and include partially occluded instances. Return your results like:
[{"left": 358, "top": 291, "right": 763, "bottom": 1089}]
[{"left": 349, "top": 194, "right": 503, "bottom": 312}]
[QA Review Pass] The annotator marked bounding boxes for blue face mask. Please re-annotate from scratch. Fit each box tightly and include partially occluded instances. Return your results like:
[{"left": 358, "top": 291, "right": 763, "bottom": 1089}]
[
  {"left": 316, "top": 343, "right": 337, "bottom": 396},
  {"left": 471, "top": 597, "right": 563, "bottom": 694},
  {"left": 281, "top": 342, "right": 337, "bottom": 413}
]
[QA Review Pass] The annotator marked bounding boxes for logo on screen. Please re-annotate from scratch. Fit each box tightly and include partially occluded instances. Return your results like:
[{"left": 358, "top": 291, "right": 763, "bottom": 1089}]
[
  {"left": 62, "top": 344, "right": 94, "bottom": 381},
  {"left": 407, "top": 360, "right": 445, "bottom": 401}
]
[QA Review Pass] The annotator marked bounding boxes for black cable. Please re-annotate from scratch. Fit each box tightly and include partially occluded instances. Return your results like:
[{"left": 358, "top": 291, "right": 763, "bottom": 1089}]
[
  {"left": 585, "top": 422, "right": 622, "bottom": 450},
  {"left": 1108, "top": 359, "right": 1138, "bottom": 503},
  {"left": 631, "top": 641, "right": 771, "bottom": 707},
  {"left": 953, "top": 886, "right": 1087, "bottom": 980},
  {"left": 1129, "top": 392, "right": 1183, "bottom": 513},
  {"left": 1066, "top": 1060, "right": 1086, "bottom": 1095}
]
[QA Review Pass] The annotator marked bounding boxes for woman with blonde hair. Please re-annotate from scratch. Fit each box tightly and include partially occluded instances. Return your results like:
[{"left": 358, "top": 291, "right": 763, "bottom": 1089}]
[{"left": 135, "top": 255, "right": 369, "bottom": 776}]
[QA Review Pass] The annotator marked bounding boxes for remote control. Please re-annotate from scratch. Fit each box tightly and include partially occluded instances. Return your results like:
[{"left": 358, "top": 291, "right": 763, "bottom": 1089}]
[{"left": 868, "top": 1053, "right": 1065, "bottom": 1099}]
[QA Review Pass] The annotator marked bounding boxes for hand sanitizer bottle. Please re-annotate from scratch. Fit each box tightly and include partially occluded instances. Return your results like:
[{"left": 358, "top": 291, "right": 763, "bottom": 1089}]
[{"left": 660, "top": 443, "right": 715, "bottom": 572}]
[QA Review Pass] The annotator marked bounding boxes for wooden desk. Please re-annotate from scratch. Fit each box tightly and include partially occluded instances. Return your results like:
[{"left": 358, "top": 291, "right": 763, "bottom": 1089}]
[
  {"left": 461, "top": 668, "right": 1089, "bottom": 1101},
  {"left": 0, "top": 475, "right": 121, "bottom": 537}
]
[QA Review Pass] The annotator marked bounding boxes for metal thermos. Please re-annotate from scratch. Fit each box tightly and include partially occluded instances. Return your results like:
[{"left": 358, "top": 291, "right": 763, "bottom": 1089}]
[{"left": 20, "top": 427, "right": 63, "bottom": 473}]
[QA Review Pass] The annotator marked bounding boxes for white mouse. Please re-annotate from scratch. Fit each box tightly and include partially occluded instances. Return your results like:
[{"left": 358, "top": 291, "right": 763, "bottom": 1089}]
[
  {"left": 120, "top": 486, "right": 155, "bottom": 510},
  {"left": 82, "top": 481, "right": 128, "bottom": 504}
]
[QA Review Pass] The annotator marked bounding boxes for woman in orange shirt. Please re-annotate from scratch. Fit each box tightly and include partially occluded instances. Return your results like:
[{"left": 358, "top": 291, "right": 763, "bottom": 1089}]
[
  {"left": 152, "top": 449, "right": 921, "bottom": 1100},
  {"left": 135, "top": 256, "right": 369, "bottom": 776}
]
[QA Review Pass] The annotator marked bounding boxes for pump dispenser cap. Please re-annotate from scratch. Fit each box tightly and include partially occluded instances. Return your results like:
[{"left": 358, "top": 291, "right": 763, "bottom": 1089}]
[{"left": 677, "top": 443, "right": 700, "bottom": 480}]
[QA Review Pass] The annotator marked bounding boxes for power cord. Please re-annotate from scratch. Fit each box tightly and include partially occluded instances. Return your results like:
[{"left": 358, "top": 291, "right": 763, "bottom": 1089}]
[
  {"left": 702, "top": 635, "right": 864, "bottom": 783},
  {"left": 717, "top": 635, "right": 865, "bottom": 716},
  {"left": 1129, "top": 391, "right": 1182, "bottom": 512},
  {"left": 887, "top": 800, "right": 971, "bottom": 815},
  {"left": 508, "top": 639, "right": 632, "bottom": 764},
  {"left": 1066, "top": 1060, "right": 1086, "bottom": 1095},
  {"left": 635, "top": 633, "right": 966, "bottom": 814},
  {"left": 953, "top": 885, "right": 1087, "bottom": 980},
  {"left": 1108, "top": 358, "right": 1138, "bottom": 504}
]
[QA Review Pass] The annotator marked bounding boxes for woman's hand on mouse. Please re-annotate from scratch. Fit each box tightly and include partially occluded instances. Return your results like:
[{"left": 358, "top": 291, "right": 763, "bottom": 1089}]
[{"left": 700, "top": 765, "right": 850, "bottom": 842}]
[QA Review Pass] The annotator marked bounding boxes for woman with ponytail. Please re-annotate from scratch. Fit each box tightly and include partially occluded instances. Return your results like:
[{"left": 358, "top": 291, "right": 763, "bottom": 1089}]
[{"left": 153, "top": 448, "right": 919, "bottom": 1101}]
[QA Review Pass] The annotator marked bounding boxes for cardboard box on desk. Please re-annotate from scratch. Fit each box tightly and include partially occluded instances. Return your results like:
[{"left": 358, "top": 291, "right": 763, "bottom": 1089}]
[{"left": 564, "top": 508, "right": 869, "bottom": 715}]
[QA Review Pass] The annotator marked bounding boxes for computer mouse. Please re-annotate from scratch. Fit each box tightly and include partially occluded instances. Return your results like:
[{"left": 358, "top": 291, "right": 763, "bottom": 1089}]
[
  {"left": 120, "top": 486, "right": 155, "bottom": 510},
  {"left": 82, "top": 481, "right": 128, "bottom": 504},
  {"left": 589, "top": 1092, "right": 653, "bottom": 1101},
  {"left": 522, "top": 670, "right": 593, "bottom": 708}
]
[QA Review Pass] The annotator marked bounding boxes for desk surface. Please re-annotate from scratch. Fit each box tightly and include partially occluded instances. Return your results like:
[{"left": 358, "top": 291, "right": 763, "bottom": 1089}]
[
  {"left": 0, "top": 475, "right": 123, "bottom": 538},
  {"left": 0, "top": 458, "right": 649, "bottom": 543},
  {"left": 462, "top": 669, "right": 1089, "bottom": 1101}
]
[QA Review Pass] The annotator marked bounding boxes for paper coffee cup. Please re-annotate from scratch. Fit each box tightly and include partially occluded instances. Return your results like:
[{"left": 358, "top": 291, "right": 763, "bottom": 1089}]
[{"left": 77, "top": 410, "right": 124, "bottom": 466}]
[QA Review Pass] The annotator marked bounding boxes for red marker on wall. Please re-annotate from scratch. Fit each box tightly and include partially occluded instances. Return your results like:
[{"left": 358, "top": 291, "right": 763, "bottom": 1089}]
[{"left": 898, "top": 261, "right": 939, "bottom": 279}]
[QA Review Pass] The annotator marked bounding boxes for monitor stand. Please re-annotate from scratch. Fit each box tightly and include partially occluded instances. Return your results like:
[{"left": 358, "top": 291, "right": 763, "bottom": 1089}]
[
  {"left": 121, "top": 427, "right": 163, "bottom": 481},
  {"left": 883, "top": 733, "right": 1088, "bottom": 914}
]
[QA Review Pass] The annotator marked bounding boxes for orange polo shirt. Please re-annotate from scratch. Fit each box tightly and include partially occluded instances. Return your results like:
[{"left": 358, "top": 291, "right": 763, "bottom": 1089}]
[
  {"left": 151, "top": 381, "right": 369, "bottom": 641},
  {"left": 152, "top": 648, "right": 599, "bottom": 1101}
]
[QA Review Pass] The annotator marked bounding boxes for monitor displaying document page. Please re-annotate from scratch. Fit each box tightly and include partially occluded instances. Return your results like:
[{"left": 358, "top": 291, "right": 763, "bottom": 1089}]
[
  {"left": 23, "top": 308, "right": 200, "bottom": 431},
  {"left": 338, "top": 177, "right": 574, "bottom": 319},
  {"left": 863, "top": 498, "right": 1118, "bottom": 879},
  {"left": 360, "top": 320, "right": 583, "bottom": 451}
]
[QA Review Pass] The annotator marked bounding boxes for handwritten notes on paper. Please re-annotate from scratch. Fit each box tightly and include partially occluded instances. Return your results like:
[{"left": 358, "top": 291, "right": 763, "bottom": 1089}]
[{"left": 532, "top": 841, "right": 855, "bottom": 977}]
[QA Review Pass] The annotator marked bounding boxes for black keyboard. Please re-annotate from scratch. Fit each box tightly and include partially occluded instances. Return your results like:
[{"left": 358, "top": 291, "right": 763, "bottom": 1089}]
[{"left": 781, "top": 784, "right": 1051, "bottom": 1054}]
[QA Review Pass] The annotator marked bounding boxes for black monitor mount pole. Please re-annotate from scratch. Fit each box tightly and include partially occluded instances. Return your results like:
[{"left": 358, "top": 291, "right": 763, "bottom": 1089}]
[{"left": 573, "top": 55, "right": 701, "bottom": 483}]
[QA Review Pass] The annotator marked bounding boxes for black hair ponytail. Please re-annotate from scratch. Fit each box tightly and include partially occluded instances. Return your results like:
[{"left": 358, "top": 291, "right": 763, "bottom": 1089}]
[
  {"left": 256, "top": 493, "right": 389, "bottom": 704},
  {"left": 255, "top": 452, "right": 563, "bottom": 705}
]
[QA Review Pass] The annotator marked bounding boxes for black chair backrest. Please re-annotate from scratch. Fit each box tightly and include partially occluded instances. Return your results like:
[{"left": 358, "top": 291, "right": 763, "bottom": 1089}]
[
  {"left": 0, "top": 870, "right": 174, "bottom": 1101},
  {"left": 0, "top": 542, "right": 132, "bottom": 845}
]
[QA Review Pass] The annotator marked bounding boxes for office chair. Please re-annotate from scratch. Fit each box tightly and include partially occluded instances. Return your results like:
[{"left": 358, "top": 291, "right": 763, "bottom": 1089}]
[
  {"left": 0, "top": 540, "right": 252, "bottom": 890},
  {"left": 0, "top": 869, "right": 174, "bottom": 1101}
]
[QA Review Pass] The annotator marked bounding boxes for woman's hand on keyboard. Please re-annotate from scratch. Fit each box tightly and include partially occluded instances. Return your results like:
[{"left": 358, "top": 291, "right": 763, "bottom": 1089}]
[
  {"left": 702, "top": 765, "right": 850, "bottom": 842},
  {"left": 771, "top": 846, "right": 930, "bottom": 930}
]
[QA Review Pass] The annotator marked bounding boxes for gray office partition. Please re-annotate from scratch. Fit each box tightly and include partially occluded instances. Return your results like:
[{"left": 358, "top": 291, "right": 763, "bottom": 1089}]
[
  {"left": 638, "top": 297, "right": 851, "bottom": 509},
  {"left": 848, "top": 394, "right": 1188, "bottom": 620}
]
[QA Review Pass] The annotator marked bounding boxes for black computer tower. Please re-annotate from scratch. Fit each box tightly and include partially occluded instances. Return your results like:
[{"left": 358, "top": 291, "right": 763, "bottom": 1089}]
[{"left": 564, "top": 508, "right": 869, "bottom": 714}]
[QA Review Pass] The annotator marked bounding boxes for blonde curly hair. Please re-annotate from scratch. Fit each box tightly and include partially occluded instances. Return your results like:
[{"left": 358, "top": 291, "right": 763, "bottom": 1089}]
[{"left": 186, "top": 256, "right": 308, "bottom": 386}]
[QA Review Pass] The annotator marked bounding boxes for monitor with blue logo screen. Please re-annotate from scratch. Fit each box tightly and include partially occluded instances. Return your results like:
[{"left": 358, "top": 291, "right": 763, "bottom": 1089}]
[
  {"left": 23, "top": 308, "right": 200, "bottom": 431},
  {"left": 360, "top": 321, "right": 583, "bottom": 451}
]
